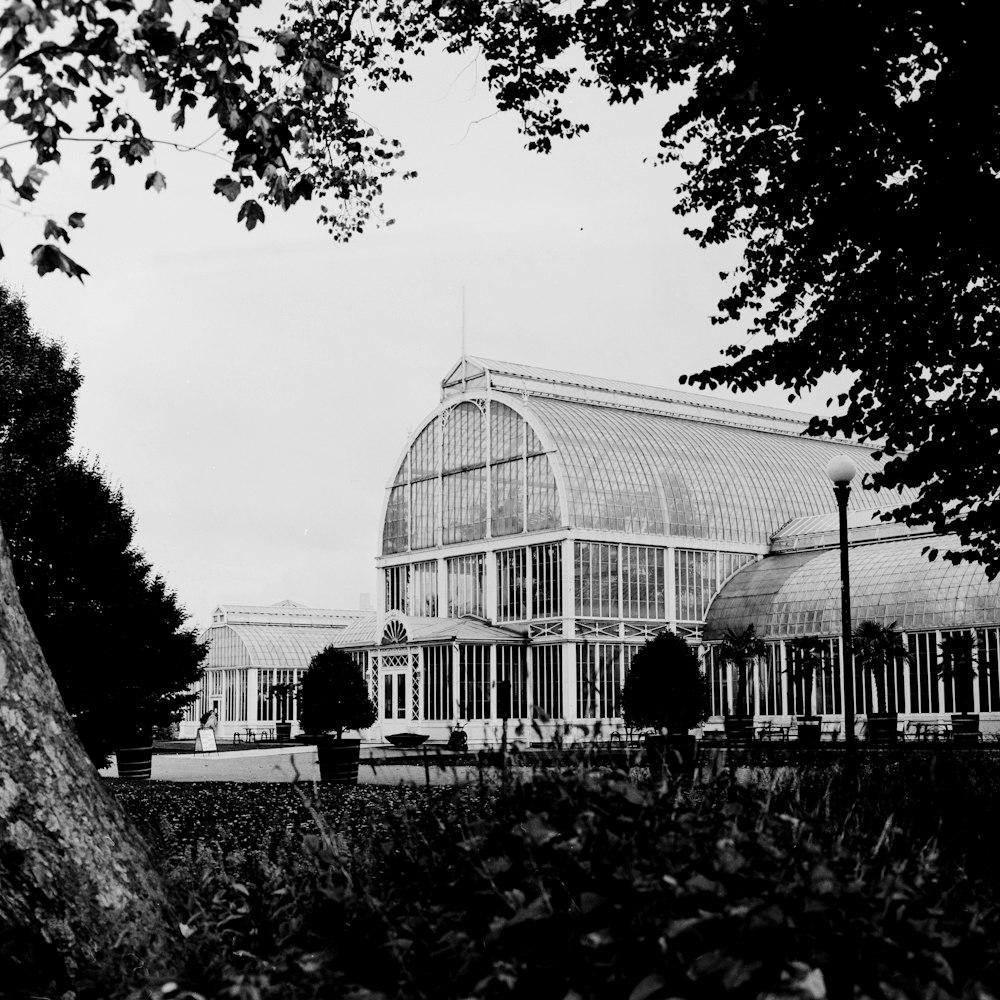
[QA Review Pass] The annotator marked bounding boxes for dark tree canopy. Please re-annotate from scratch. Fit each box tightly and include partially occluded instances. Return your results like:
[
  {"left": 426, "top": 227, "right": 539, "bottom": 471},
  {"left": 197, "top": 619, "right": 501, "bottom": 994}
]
[
  {"left": 0, "top": 285, "right": 204, "bottom": 766},
  {"left": 621, "top": 631, "right": 707, "bottom": 735},
  {"left": 298, "top": 644, "right": 376, "bottom": 738}
]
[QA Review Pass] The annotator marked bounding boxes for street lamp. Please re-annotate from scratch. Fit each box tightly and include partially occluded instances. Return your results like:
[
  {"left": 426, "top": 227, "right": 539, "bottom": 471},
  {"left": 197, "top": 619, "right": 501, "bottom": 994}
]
[{"left": 826, "top": 455, "right": 857, "bottom": 748}]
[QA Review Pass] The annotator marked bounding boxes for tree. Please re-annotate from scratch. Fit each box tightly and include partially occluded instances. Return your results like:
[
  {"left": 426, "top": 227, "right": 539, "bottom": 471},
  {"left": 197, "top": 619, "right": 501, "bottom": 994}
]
[
  {"left": 936, "top": 631, "right": 978, "bottom": 716},
  {"left": 1, "top": 286, "right": 196, "bottom": 989},
  {"left": 0, "top": 0, "right": 414, "bottom": 277},
  {"left": 621, "top": 631, "right": 707, "bottom": 735},
  {"left": 0, "top": 287, "right": 205, "bottom": 766},
  {"left": 298, "top": 645, "right": 376, "bottom": 739},
  {"left": 718, "top": 624, "right": 766, "bottom": 718},
  {"left": 787, "top": 636, "right": 832, "bottom": 718},
  {"left": 852, "top": 620, "right": 911, "bottom": 716}
]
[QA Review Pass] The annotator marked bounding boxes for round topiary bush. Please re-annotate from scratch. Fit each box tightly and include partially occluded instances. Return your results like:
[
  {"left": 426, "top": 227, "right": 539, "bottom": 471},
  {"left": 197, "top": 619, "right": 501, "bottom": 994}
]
[
  {"left": 621, "top": 630, "right": 709, "bottom": 735},
  {"left": 298, "top": 645, "right": 377, "bottom": 739}
]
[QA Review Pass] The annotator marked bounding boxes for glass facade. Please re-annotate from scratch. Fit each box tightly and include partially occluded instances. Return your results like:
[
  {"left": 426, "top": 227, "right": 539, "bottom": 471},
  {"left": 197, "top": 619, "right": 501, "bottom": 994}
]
[
  {"left": 532, "top": 644, "right": 562, "bottom": 719},
  {"left": 382, "top": 399, "right": 562, "bottom": 556}
]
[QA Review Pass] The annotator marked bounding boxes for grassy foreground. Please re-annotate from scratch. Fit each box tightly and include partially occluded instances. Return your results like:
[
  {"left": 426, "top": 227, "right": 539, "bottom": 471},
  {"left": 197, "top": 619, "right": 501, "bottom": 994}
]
[{"left": 11, "top": 753, "right": 1000, "bottom": 1000}]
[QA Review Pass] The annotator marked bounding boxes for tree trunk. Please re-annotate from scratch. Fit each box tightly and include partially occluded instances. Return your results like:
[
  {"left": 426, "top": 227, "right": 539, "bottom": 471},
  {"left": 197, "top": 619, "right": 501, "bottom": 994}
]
[{"left": 0, "top": 525, "right": 180, "bottom": 990}]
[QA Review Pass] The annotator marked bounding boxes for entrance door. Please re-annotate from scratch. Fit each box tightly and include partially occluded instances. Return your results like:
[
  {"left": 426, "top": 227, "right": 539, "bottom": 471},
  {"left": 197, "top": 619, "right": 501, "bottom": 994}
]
[{"left": 383, "top": 669, "right": 407, "bottom": 724}]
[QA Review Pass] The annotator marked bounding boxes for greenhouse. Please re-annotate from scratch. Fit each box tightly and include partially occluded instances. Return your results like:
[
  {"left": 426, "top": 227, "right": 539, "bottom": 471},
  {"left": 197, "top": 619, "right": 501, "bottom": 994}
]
[
  {"left": 327, "top": 356, "right": 1000, "bottom": 745},
  {"left": 181, "top": 601, "right": 366, "bottom": 740}
]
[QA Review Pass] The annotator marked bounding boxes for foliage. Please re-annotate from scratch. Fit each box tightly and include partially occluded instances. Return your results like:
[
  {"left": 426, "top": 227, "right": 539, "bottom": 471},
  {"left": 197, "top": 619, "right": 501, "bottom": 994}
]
[
  {"left": 786, "top": 636, "right": 831, "bottom": 717},
  {"left": 620, "top": 630, "right": 708, "bottom": 734},
  {"left": 0, "top": 285, "right": 204, "bottom": 766},
  {"left": 298, "top": 645, "right": 376, "bottom": 738},
  {"left": 0, "top": 0, "right": 420, "bottom": 276},
  {"left": 718, "top": 624, "right": 766, "bottom": 718},
  {"left": 935, "top": 631, "right": 978, "bottom": 715},
  {"left": 852, "top": 619, "right": 911, "bottom": 716},
  {"left": 40, "top": 757, "right": 1000, "bottom": 1000}
]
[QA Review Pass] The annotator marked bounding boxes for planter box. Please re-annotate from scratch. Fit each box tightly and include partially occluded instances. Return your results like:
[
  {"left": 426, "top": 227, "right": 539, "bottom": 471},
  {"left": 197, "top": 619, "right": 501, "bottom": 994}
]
[
  {"left": 724, "top": 716, "right": 755, "bottom": 745},
  {"left": 275, "top": 721, "right": 292, "bottom": 743},
  {"left": 315, "top": 737, "right": 362, "bottom": 784},
  {"left": 796, "top": 716, "right": 823, "bottom": 745},
  {"left": 116, "top": 745, "right": 153, "bottom": 780},
  {"left": 866, "top": 713, "right": 899, "bottom": 745},
  {"left": 952, "top": 713, "right": 980, "bottom": 745},
  {"left": 385, "top": 733, "right": 429, "bottom": 749}
]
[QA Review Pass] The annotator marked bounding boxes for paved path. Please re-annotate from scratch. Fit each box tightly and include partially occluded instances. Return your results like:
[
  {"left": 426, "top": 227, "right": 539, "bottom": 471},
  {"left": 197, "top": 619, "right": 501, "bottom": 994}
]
[{"left": 100, "top": 746, "right": 488, "bottom": 785}]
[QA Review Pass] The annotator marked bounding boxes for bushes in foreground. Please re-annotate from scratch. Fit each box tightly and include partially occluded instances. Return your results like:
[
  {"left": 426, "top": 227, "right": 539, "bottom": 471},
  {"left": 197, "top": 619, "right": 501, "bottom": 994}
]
[{"left": 83, "top": 758, "right": 1000, "bottom": 1000}]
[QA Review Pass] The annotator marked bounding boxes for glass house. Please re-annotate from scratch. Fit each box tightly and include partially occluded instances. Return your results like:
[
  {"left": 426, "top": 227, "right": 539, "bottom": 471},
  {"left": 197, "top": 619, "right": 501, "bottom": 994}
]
[
  {"left": 336, "top": 356, "right": 975, "bottom": 745},
  {"left": 181, "top": 601, "right": 367, "bottom": 739}
]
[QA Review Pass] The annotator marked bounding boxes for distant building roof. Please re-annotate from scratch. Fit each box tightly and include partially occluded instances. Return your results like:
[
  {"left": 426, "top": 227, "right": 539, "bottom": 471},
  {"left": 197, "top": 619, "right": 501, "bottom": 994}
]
[{"left": 210, "top": 601, "right": 366, "bottom": 627}]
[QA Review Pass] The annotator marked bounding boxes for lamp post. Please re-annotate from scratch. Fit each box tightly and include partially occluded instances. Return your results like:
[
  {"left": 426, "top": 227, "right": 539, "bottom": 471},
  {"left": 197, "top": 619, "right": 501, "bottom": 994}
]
[{"left": 826, "top": 455, "right": 857, "bottom": 749}]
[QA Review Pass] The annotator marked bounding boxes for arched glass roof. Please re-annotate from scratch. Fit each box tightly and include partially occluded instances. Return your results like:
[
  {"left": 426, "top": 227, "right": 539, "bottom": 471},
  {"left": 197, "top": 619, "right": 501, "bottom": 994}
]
[
  {"left": 526, "top": 396, "right": 904, "bottom": 545},
  {"left": 203, "top": 624, "right": 341, "bottom": 670},
  {"left": 704, "top": 535, "right": 1000, "bottom": 640}
]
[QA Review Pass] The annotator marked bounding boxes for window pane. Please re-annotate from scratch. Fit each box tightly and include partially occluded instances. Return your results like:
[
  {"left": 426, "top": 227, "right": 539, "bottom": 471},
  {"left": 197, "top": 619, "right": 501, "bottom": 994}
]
[
  {"left": 382, "top": 485, "right": 408, "bottom": 555},
  {"left": 622, "top": 545, "right": 665, "bottom": 619},
  {"left": 443, "top": 469, "right": 486, "bottom": 543},
  {"left": 385, "top": 565, "right": 409, "bottom": 613},
  {"left": 411, "top": 477, "right": 438, "bottom": 550},
  {"left": 411, "top": 561, "right": 438, "bottom": 617},
  {"left": 575, "top": 541, "right": 619, "bottom": 618},
  {"left": 410, "top": 419, "right": 438, "bottom": 479},
  {"left": 675, "top": 549, "right": 718, "bottom": 621},
  {"left": 490, "top": 401, "right": 523, "bottom": 461},
  {"left": 491, "top": 459, "right": 524, "bottom": 536},
  {"left": 447, "top": 553, "right": 485, "bottom": 618},
  {"left": 526, "top": 454, "right": 560, "bottom": 531},
  {"left": 532, "top": 542, "right": 563, "bottom": 618},
  {"left": 532, "top": 645, "right": 562, "bottom": 719},
  {"left": 443, "top": 401, "right": 485, "bottom": 471},
  {"left": 497, "top": 548, "right": 527, "bottom": 623},
  {"left": 422, "top": 645, "right": 453, "bottom": 720}
]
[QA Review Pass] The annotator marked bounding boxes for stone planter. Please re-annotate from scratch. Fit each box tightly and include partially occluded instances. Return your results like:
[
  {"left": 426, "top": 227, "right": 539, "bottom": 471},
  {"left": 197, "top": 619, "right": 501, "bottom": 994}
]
[
  {"left": 275, "top": 721, "right": 292, "bottom": 743},
  {"left": 115, "top": 744, "right": 153, "bottom": 780},
  {"left": 724, "top": 715, "right": 755, "bottom": 745},
  {"left": 866, "top": 713, "right": 899, "bottom": 744},
  {"left": 796, "top": 716, "right": 823, "bottom": 745},
  {"left": 315, "top": 736, "right": 362, "bottom": 784},
  {"left": 951, "top": 713, "right": 980, "bottom": 745}
]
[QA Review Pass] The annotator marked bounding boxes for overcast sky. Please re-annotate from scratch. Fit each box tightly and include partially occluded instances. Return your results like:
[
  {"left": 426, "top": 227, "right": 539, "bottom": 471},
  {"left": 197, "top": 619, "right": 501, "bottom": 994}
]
[{"left": 0, "top": 43, "right": 841, "bottom": 629}]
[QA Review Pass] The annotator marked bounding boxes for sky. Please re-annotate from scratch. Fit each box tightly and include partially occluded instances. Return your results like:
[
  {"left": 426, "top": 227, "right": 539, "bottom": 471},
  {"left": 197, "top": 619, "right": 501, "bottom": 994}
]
[{"left": 0, "top": 37, "right": 840, "bottom": 629}]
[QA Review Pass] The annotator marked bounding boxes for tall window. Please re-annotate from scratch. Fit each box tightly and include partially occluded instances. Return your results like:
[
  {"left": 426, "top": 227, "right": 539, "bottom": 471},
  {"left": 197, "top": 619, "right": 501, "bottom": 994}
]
[
  {"left": 257, "top": 668, "right": 296, "bottom": 722},
  {"left": 622, "top": 545, "right": 665, "bottom": 619},
  {"left": 977, "top": 628, "right": 1000, "bottom": 712},
  {"left": 459, "top": 644, "right": 490, "bottom": 719},
  {"left": 491, "top": 460, "right": 523, "bottom": 536},
  {"left": 385, "top": 565, "right": 409, "bottom": 613},
  {"left": 907, "top": 631, "right": 939, "bottom": 714},
  {"left": 383, "top": 486, "right": 408, "bottom": 555},
  {"left": 447, "top": 553, "right": 485, "bottom": 617},
  {"left": 532, "top": 645, "right": 562, "bottom": 719},
  {"left": 532, "top": 542, "right": 562, "bottom": 618},
  {"left": 422, "top": 645, "right": 453, "bottom": 720},
  {"left": 411, "top": 561, "right": 438, "bottom": 617},
  {"left": 674, "top": 549, "right": 718, "bottom": 621},
  {"left": 575, "top": 643, "right": 622, "bottom": 718},
  {"left": 497, "top": 645, "right": 528, "bottom": 717},
  {"left": 526, "top": 454, "right": 560, "bottom": 530},
  {"left": 443, "top": 468, "right": 487, "bottom": 543},
  {"left": 497, "top": 548, "right": 527, "bottom": 622},
  {"left": 575, "top": 541, "right": 619, "bottom": 617}
]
